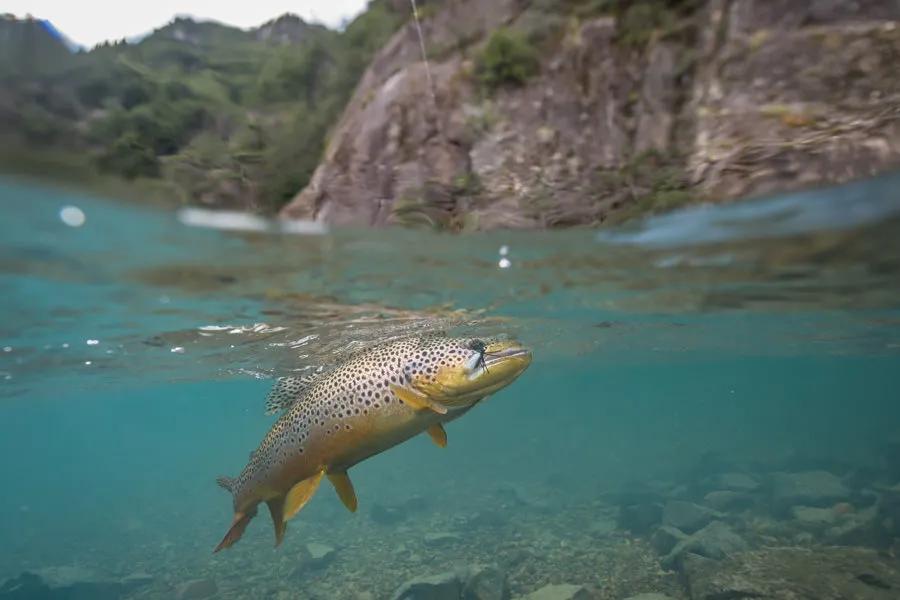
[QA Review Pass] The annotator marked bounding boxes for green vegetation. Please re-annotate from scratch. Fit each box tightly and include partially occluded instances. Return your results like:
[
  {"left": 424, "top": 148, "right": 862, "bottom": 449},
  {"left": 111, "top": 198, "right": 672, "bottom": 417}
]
[
  {"left": 595, "top": 150, "right": 694, "bottom": 222},
  {"left": 0, "top": 4, "right": 408, "bottom": 212},
  {"left": 546, "top": 0, "right": 699, "bottom": 47},
  {"left": 391, "top": 173, "right": 483, "bottom": 232},
  {"left": 475, "top": 29, "right": 540, "bottom": 92}
]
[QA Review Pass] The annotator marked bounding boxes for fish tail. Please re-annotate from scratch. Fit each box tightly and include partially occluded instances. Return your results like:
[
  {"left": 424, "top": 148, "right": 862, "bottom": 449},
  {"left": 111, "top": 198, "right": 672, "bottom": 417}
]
[
  {"left": 213, "top": 474, "right": 256, "bottom": 552},
  {"left": 213, "top": 508, "right": 256, "bottom": 553}
]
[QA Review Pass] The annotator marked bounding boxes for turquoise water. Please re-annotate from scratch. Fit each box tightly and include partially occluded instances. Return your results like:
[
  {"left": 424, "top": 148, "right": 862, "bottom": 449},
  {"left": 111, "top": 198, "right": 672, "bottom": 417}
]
[{"left": 2, "top": 175, "right": 900, "bottom": 598}]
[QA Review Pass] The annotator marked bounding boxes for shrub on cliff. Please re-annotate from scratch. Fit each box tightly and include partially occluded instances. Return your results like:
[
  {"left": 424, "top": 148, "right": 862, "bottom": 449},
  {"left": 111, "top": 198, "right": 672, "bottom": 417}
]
[{"left": 475, "top": 29, "right": 539, "bottom": 92}]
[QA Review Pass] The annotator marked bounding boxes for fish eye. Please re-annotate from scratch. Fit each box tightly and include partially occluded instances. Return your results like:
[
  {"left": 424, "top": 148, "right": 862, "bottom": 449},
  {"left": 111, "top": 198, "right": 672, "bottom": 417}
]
[{"left": 467, "top": 339, "right": 486, "bottom": 353}]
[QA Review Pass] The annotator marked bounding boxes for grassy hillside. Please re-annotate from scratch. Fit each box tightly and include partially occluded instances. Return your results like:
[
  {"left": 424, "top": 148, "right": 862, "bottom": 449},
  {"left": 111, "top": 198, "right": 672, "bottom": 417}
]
[{"left": 0, "top": 3, "right": 408, "bottom": 211}]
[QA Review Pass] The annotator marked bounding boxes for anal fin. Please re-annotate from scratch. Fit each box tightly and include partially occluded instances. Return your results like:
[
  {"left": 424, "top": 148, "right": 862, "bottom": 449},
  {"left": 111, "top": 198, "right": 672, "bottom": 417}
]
[
  {"left": 266, "top": 496, "right": 287, "bottom": 547},
  {"left": 327, "top": 472, "right": 358, "bottom": 512},
  {"left": 284, "top": 469, "right": 325, "bottom": 521},
  {"left": 390, "top": 384, "right": 449, "bottom": 415},
  {"left": 426, "top": 424, "right": 448, "bottom": 447}
]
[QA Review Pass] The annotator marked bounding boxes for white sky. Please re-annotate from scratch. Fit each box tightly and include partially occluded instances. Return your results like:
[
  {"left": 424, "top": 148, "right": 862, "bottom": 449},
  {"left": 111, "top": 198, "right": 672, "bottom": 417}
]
[{"left": 6, "top": 1, "right": 370, "bottom": 47}]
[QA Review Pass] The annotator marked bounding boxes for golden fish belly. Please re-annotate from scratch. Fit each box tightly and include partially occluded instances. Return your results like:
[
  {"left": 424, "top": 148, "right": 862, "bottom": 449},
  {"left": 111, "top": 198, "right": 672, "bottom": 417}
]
[
  {"left": 261, "top": 403, "right": 444, "bottom": 494},
  {"left": 326, "top": 405, "right": 445, "bottom": 471}
]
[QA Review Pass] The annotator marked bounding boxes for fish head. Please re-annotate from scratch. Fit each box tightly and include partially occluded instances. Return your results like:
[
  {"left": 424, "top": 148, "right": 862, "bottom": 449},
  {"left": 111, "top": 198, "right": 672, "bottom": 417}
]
[{"left": 406, "top": 337, "right": 532, "bottom": 408}]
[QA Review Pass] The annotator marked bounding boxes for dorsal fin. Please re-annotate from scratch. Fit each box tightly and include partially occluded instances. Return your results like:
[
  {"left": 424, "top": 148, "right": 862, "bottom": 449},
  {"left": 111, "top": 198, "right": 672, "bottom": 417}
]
[
  {"left": 216, "top": 475, "right": 235, "bottom": 493},
  {"left": 264, "top": 371, "right": 322, "bottom": 415}
]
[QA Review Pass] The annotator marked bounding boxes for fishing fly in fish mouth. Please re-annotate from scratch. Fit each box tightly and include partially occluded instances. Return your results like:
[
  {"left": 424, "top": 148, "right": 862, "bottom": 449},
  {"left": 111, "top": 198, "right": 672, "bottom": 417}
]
[{"left": 214, "top": 335, "right": 532, "bottom": 552}]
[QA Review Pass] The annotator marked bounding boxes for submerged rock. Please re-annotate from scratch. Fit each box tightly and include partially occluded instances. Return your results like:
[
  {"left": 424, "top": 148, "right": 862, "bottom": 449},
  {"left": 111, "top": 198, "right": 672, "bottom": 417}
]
[
  {"left": 682, "top": 546, "right": 900, "bottom": 600},
  {"left": 771, "top": 470, "right": 850, "bottom": 508},
  {"left": 391, "top": 565, "right": 509, "bottom": 600},
  {"left": 618, "top": 503, "right": 663, "bottom": 534},
  {"left": 305, "top": 542, "right": 337, "bottom": 567},
  {"left": 824, "top": 505, "right": 884, "bottom": 546},
  {"left": 465, "top": 565, "right": 510, "bottom": 600},
  {"left": 711, "top": 472, "right": 759, "bottom": 493},
  {"left": 176, "top": 578, "right": 218, "bottom": 600},
  {"left": 791, "top": 505, "right": 837, "bottom": 528},
  {"left": 518, "top": 583, "right": 591, "bottom": 600},
  {"left": 880, "top": 483, "right": 900, "bottom": 538},
  {"left": 650, "top": 525, "right": 688, "bottom": 556},
  {"left": 662, "top": 521, "right": 748, "bottom": 568},
  {"left": 661, "top": 500, "right": 719, "bottom": 533},
  {"left": 0, "top": 566, "right": 153, "bottom": 600},
  {"left": 392, "top": 571, "right": 463, "bottom": 600},
  {"left": 703, "top": 490, "right": 752, "bottom": 511}
]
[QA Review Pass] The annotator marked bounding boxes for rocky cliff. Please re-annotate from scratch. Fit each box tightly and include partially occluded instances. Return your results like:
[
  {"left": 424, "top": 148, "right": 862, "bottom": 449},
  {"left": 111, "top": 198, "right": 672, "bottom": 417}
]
[{"left": 281, "top": 0, "right": 900, "bottom": 230}]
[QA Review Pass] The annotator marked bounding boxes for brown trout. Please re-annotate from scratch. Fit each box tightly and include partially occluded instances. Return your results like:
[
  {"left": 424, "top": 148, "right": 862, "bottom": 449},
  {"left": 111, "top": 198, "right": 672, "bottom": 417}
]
[{"left": 214, "top": 336, "right": 532, "bottom": 551}]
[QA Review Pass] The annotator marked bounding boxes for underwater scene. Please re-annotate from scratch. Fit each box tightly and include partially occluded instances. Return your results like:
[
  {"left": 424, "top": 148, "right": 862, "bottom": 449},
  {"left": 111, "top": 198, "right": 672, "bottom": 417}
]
[{"left": 2, "top": 173, "right": 900, "bottom": 600}]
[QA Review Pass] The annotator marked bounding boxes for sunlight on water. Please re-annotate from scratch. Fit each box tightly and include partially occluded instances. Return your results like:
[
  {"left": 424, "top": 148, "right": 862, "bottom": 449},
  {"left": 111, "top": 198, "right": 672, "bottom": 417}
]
[{"left": 1, "top": 176, "right": 900, "bottom": 598}]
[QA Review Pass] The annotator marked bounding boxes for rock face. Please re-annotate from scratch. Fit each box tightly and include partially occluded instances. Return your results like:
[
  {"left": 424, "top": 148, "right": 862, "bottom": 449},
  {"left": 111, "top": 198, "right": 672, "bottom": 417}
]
[
  {"left": 682, "top": 546, "right": 900, "bottom": 600},
  {"left": 281, "top": 0, "right": 900, "bottom": 229}
]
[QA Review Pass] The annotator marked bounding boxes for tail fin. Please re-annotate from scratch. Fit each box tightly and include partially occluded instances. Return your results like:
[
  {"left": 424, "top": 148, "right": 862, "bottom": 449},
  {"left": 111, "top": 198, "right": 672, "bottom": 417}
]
[{"left": 213, "top": 509, "right": 256, "bottom": 553}]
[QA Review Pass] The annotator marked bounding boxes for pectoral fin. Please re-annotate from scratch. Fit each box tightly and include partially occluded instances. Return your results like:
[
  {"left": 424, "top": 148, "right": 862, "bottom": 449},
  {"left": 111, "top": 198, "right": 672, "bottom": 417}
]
[
  {"left": 390, "top": 384, "right": 449, "bottom": 415},
  {"left": 327, "top": 472, "right": 358, "bottom": 512},
  {"left": 426, "top": 424, "right": 448, "bottom": 447},
  {"left": 284, "top": 469, "right": 325, "bottom": 521}
]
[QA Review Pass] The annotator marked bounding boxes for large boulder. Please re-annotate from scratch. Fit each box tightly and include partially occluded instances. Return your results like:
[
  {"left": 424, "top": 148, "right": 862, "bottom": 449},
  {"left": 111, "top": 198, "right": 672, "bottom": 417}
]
[
  {"left": 391, "top": 565, "right": 509, "bottom": 600},
  {"left": 662, "top": 521, "right": 748, "bottom": 568},
  {"left": 770, "top": 470, "right": 850, "bottom": 509},
  {"left": 661, "top": 501, "right": 720, "bottom": 534},
  {"left": 391, "top": 572, "right": 462, "bottom": 600},
  {"left": 710, "top": 473, "right": 759, "bottom": 493},
  {"left": 618, "top": 503, "right": 663, "bottom": 534},
  {"left": 650, "top": 526, "right": 688, "bottom": 555}
]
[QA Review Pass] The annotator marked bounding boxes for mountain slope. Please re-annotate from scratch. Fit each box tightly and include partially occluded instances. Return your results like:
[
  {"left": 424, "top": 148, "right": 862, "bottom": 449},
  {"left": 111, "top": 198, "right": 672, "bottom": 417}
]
[{"left": 0, "top": 3, "right": 408, "bottom": 211}]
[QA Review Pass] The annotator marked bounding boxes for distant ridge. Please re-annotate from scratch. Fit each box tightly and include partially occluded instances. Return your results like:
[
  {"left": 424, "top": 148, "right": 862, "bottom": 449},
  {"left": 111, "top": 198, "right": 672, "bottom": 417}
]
[{"left": 36, "top": 18, "right": 81, "bottom": 52}]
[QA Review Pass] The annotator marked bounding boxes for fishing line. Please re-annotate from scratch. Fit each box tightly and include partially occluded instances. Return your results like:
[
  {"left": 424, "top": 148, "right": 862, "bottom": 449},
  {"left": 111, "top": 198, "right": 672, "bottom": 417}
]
[{"left": 410, "top": 0, "right": 437, "bottom": 106}]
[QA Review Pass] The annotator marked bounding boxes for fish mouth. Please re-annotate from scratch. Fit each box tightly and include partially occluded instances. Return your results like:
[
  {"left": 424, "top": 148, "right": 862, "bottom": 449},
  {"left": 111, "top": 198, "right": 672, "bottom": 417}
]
[{"left": 483, "top": 343, "right": 532, "bottom": 368}]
